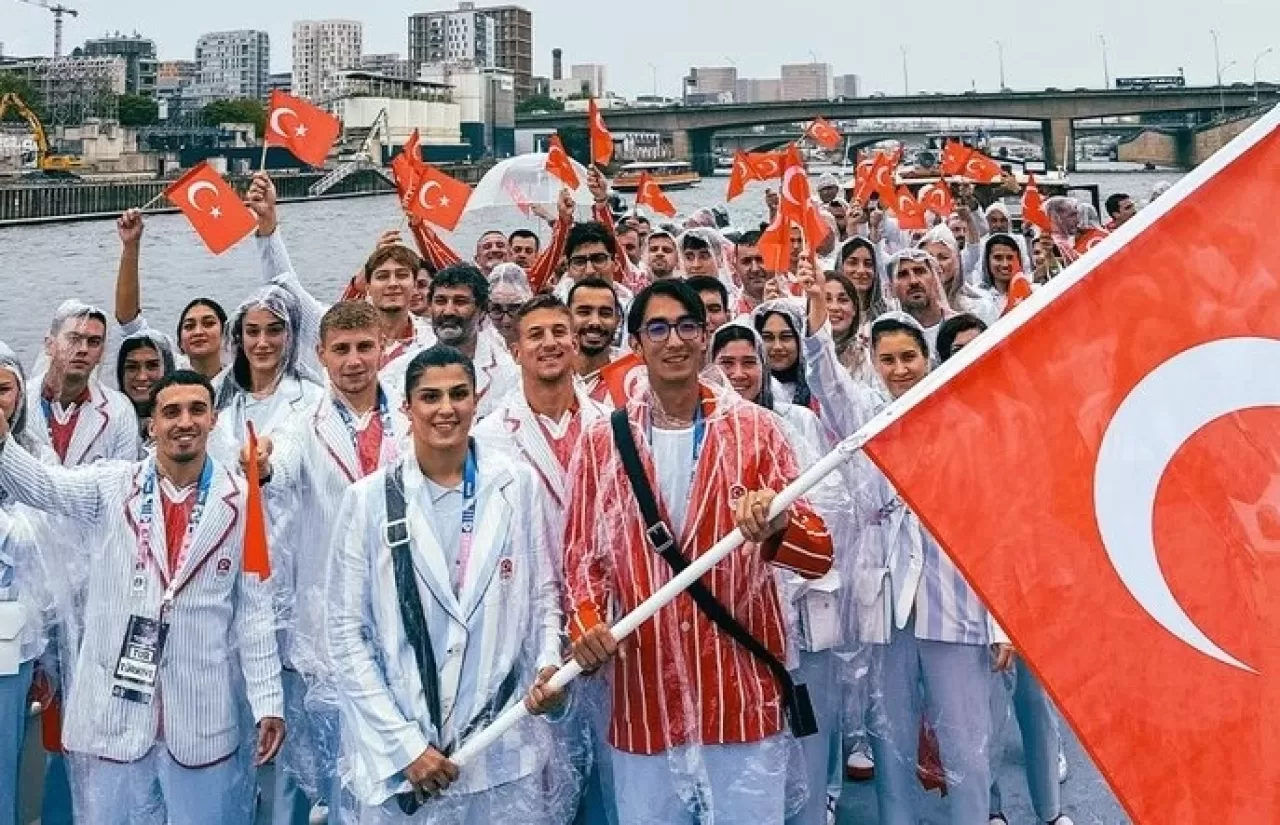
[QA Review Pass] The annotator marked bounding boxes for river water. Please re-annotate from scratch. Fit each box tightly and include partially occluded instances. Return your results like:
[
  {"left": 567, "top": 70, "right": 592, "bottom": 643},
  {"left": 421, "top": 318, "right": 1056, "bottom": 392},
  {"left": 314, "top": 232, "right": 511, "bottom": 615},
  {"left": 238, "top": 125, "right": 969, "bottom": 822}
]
[{"left": 0, "top": 166, "right": 1181, "bottom": 364}]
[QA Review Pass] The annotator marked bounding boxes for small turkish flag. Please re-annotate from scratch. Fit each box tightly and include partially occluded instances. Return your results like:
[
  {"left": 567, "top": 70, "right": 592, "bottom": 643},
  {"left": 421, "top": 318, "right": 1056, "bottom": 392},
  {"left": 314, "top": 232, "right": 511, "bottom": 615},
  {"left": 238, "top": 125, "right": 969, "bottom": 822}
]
[
  {"left": 242, "top": 422, "right": 271, "bottom": 580},
  {"left": 918, "top": 182, "right": 954, "bottom": 218},
  {"left": 164, "top": 161, "right": 257, "bottom": 255},
  {"left": 939, "top": 139, "right": 970, "bottom": 176},
  {"left": 726, "top": 151, "right": 758, "bottom": 201},
  {"left": 758, "top": 215, "right": 791, "bottom": 273},
  {"left": 391, "top": 129, "right": 425, "bottom": 212},
  {"left": 588, "top": 98, "right": 614, "bottom": 166},
  {"left": 264, "top": 90, "right": 340, "bottom": 167},
  {"left": 405, "top": 162, "right": 472, "bottom": 231},
  {"left": 853, "top": 151, "right": 897, "bottom": 206},
  {"left": 546, "top": 134, "right": 581, "bottom": 189},
  {"left": 745, "top": 149, "right": 786, "bottom": 181},
  {"left": 806, "top": 117, "right": 843, "bottom": 151},
  {"left": 636, "top": 172, "right": 677, "bottom": 217},
  {"left": 863, "top": 109, "right": 1280, "bottom": 823},
  {"left": 1001, "top": 270, "right": 1033, "bottom": 317},
  {"left": 1074, "top": 225, "right": 1110, "bottom": 256},
  {"left": 890, "top": 186, "right": 927, "bottom": 231},
  {"left": 779, "top": 146, "right": 830, "bottom": 249},
  {"left": 598, "top": 351, "right": 644, "bottom": 407},
  {"left": 1022, "top": 173, "right": 1051, "bottom": 232}
]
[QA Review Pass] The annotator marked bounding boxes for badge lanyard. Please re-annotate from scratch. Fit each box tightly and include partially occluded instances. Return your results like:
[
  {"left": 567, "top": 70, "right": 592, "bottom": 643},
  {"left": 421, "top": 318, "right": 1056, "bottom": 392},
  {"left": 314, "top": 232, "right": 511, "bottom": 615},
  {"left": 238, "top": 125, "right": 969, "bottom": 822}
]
[
  {"left": 332, "top": 388, "right": 394, "bottom": 452},
  {"left": 133, "top": 457, "right": 214, "bottom": 613},
  {"left": 450, "top": 445, "right": 479, "bottom": 594},
  {"left": 648, "top": 405, "right": 707, "bottom": 490}
]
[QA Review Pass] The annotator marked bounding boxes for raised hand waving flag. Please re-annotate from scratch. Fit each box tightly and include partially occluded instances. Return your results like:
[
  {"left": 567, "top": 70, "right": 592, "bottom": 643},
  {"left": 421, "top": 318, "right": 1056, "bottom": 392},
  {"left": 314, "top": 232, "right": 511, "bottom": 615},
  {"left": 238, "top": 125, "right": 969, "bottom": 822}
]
[{"left": 164, "top": 161, "right": 257, "bottom": 255}]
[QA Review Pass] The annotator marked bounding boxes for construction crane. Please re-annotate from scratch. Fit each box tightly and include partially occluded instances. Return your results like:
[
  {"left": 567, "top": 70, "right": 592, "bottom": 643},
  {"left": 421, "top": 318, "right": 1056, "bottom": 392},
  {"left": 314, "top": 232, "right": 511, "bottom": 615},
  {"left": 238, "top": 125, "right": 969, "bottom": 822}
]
[
  {"left": 15, "top": 0, "right": 80, "bottom": 58},
  {"left": 0, "top": 92, "right": 80, "bottom": 171}
]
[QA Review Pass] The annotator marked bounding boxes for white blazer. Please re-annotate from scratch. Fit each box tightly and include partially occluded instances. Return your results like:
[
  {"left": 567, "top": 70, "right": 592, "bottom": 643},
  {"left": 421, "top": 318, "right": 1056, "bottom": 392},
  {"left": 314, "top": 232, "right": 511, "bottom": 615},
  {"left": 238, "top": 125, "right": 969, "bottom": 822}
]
[
  {"left": 267, "top": 386, "right": 410, "bottom": 676},
  {"left": 26, "top": 379, "right": 139, "bottom": 467},
  {"left": 0, "top": 439, "right": 284, "bottom": 766},
  {"left": 382, "top": 333, "right": 520, "bottom": 422},
  {"left": 327, "top": 448, "right": 562, "bottom": 805}
]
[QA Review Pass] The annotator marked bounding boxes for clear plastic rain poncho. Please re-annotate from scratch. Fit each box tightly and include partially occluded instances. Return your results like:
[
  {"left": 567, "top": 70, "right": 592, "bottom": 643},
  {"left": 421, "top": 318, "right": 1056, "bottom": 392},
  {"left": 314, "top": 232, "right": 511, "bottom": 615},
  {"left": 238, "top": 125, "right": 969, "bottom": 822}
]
[
  {"left": 324, "top": 438, "right": 574, "bottom": 822},
  {"left": 210, "top": 285, "right": 324, "bottom": 463},
  {"left": 561, "top": 369, "right": 841, "bottom": 823},
  {"left": 801, "top": 310, "right": 1003, "bottom": 825},
  {"left": 882, "top": 248, "right": 956, "bottom": 358},
  {"left": 838, "top": 236, "right": 892, "bottom": 324},
  {"left": 752, "top": 299, "right": 818, "bottom": 411},
  {"left": 1043, "top": 195, "right": 1084, "bottom": 263},
  {"left": 678, "top": 226, "right": 740, "bottom": 304},
  {"left": 918, "top": 223, "right": 999, "bottom": 324},
  {"left": 114, "top": 329, "right": 177, "bottom": 452},
  {"left": 486, "top": 262, "right": 535, "bottom": 347}
]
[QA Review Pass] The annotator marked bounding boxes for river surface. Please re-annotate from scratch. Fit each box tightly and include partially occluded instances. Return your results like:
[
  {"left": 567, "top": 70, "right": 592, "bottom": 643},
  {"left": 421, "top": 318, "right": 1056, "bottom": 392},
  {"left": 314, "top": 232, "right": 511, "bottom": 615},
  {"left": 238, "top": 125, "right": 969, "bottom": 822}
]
[{"left": 0, "top": 167, "right": 1181, "bottom": 364}]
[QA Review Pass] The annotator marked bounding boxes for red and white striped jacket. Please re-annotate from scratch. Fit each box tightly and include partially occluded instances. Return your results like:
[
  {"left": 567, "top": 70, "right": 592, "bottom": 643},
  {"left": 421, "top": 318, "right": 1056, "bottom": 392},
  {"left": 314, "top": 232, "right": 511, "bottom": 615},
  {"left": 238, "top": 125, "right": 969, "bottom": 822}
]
[{"left": 563, "top": 384, "right": 833, "bottom": 755}]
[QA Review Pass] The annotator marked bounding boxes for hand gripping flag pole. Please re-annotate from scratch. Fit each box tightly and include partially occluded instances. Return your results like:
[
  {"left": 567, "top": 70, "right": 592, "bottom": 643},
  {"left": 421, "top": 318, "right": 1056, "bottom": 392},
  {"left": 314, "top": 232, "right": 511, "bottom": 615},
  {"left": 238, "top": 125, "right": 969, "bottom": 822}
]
[{"left": 451, "top": 420, "right": 883, "bottom": 766}]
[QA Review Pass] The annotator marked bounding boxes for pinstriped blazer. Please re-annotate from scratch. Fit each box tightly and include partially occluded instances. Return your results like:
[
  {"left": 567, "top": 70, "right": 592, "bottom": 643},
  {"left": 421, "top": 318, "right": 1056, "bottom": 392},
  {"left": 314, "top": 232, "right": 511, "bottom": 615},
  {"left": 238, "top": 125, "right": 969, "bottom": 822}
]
[
  {"left": 26, "top": 379, "right": 140, "bottom": 466},
  {"left": 327, "top": 449, "right": 563, "bottom": 806},
  {"left": 0, "top": 438, "right": 284, "bottom": 765}
]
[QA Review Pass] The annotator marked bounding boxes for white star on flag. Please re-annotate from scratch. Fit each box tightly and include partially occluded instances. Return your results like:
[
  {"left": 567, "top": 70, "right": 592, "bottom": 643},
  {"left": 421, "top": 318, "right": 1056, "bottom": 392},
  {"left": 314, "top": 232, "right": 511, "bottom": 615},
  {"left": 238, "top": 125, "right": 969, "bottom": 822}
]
[
  {"left": 438, "top": 196, "right": 450, "bottom": 207},
  {"left": 210, "top": 206, "right": 223, "bottom": 219},
  {"left": 295, "top": 125, "right": 308, "bottom": 137}
]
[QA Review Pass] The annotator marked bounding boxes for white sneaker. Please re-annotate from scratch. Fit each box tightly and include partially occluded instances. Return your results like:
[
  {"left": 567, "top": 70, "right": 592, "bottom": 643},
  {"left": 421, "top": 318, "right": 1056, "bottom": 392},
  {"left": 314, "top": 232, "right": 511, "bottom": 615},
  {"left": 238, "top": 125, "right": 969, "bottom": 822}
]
[
  {"left": 825, "top": 794, "right": 838, "bottom": 825},
  {"left": 845, "top": 748, "right": 874, "bottom": 781},
  {"left": 990, "top": 818, "right": 1008, "bottom": 825},
  {"left": 1051, "top": 817, "right": 1075, "bottom": 825},
  {"left": 309, "top": 804, "right": 329, "bottom": 825},
  {"left": 1057, "top": 747, "right": 1069, "bottom": 783}
]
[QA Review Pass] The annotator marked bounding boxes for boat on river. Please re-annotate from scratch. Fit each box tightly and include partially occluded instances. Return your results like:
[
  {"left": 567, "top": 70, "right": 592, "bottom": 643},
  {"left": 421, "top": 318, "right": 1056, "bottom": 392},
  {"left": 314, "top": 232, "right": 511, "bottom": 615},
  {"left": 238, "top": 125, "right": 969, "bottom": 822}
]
[{"left": 612, "top": 161, "right": 701, "bottom": 192}]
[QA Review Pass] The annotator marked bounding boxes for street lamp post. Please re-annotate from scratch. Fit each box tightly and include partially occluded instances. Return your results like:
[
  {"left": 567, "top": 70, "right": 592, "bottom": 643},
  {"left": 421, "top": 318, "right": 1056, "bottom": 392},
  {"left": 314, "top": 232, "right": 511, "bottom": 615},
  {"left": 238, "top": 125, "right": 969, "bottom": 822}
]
[
  {"left": 901, "top": 46, "right": 909, "bottom": 96},
  {"left": 1211, "top": 29, "right": 1223, "bottom": 87},
  {"left": 1253, "top": 47, "right": 1273, "bottom": 102},
  {"left": 1100, "top": 34, "right": 1110, "bottom": 89},
  {"left": 996, "top": 40, "right": 1006, "bottom": 90},
  {"left": 1220, "top": 59, "right": 1237, "bottom": 115}
]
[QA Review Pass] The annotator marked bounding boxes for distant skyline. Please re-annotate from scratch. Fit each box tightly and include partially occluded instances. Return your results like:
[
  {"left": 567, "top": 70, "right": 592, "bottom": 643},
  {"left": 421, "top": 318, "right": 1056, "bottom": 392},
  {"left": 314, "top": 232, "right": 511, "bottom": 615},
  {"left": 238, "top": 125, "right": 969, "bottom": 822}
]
[{"left": 4, "top": 0, "right": 1278, "bottom": 98}]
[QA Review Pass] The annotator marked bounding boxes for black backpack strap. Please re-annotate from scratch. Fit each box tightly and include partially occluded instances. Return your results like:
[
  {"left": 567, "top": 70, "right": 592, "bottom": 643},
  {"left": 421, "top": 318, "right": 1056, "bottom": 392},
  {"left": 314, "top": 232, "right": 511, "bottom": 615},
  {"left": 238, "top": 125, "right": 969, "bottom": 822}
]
[
  {"left": 609, "top": 410, "right": 817, "bottom": 738},
  {"left": 385, "top": 466, "right": 445, "bottom": 816}
]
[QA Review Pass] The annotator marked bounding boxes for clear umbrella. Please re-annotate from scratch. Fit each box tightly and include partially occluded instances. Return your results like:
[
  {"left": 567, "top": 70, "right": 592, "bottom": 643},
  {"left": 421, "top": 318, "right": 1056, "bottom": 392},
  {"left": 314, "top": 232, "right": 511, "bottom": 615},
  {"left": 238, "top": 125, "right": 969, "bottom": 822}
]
[{"left": 464, "top": 153, "right": 595, "bottom": 222}]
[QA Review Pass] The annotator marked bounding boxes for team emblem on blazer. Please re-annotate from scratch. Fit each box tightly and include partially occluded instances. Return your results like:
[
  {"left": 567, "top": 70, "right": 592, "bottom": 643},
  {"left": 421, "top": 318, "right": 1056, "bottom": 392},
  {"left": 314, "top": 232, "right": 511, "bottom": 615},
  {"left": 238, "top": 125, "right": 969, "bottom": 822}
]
[
  {"left": 215, "top": 557, "right": 233, "bottom": 577},
  {"left": 728, "top": 483, "right": 748, "bottom": 507},
  {"left": 499, "top": 557, "right": 514, "bottom": 580}
]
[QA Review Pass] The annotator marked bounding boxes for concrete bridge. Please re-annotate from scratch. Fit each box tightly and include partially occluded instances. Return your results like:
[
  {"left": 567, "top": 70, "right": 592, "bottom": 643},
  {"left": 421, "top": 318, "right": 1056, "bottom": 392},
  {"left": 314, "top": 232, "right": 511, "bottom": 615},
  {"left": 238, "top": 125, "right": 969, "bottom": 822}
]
[
  {"left": 713, "top": 122, "right": 1150, "bottom": 156},
  {"left": 518, "top": 86, "right": 1277, "bottom": 173}
]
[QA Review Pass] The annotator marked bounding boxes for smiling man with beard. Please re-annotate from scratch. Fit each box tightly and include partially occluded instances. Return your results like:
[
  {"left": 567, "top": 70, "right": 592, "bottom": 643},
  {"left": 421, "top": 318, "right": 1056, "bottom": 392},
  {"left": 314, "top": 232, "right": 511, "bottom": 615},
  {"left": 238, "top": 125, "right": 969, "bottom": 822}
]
[
  {"left": 566, "top": 277, "right": 623, "bottom": 404},
  {"left": 385, "top": 264, "right": 518, "bottom": 421},
  {"left": 886, "top": 249, "right": 951, "bottom": 357}
]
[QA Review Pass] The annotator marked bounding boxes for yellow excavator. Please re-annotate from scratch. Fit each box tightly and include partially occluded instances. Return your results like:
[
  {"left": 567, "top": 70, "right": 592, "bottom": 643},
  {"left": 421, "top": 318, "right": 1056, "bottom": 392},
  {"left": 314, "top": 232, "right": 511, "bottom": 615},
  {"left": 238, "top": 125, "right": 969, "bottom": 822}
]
[{"left": 0, "top": 91, "right": 80, "bottom": 171}]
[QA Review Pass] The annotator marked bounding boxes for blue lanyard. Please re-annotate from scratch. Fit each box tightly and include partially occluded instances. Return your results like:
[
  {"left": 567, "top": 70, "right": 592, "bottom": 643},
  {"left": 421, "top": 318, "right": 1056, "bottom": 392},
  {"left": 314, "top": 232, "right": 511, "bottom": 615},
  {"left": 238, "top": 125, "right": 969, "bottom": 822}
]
[
  {"left": 331, "top": 388, "right": 393, "bottom": 448},
  {"left": 649, "top": 405, "right": 706, "bottom": 488},
  {"left": 134, "top": 458, "right": 214, "bottom": 603},
  {"left": 451, "top": 444, "right": 479, "bottom": 593}
]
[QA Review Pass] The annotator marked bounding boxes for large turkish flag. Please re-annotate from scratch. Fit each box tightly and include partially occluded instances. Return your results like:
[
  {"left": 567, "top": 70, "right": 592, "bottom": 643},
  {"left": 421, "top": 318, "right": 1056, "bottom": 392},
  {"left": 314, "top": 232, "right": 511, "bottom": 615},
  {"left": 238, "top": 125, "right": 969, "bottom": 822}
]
[{"left": 863, "top": 107, "right": 1280, "bottom": 821}]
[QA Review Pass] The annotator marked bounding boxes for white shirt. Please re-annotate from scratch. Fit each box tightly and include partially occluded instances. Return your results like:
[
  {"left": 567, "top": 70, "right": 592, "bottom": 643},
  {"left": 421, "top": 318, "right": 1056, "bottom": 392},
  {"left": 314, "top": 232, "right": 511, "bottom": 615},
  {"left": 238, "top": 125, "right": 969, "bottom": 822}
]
[
  {"left": 422, "top": 477, "right": 463, "bottom": 577},
  {"left": 651, "top": 426, "right": 695, "bottom": 537}
]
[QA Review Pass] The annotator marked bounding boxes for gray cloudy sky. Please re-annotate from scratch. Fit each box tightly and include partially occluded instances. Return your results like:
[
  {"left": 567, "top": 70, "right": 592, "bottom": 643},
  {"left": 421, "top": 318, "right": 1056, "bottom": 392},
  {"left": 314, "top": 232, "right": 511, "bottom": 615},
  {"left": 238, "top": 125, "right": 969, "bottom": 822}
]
[{"left": 4, "top": 0, "right": 1275, "bottom": 98}]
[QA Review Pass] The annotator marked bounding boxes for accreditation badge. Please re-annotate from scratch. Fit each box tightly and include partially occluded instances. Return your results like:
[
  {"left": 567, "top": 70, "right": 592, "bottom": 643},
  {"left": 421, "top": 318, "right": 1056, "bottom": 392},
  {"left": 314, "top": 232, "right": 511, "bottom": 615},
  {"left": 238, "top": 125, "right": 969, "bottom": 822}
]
[{"left": 110, "top": 614, "right": 169, "bottom": 704}]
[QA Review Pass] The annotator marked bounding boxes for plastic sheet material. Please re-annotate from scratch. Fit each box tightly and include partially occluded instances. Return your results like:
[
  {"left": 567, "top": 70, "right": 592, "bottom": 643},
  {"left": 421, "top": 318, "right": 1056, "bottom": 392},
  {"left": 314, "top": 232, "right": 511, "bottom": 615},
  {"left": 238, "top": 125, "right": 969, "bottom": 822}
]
[
  {"left": 799, "top": 311, "right": 1002, "bottom": 825},
  {"left": 325, "top": 445, "right": 579, "bottom": 821},
  {"left": 114, "top": 328, "right": 178, "bottom": 452},
  {"left": 677, "top": 226, "right": 739, "bottom": 302},
  {"left": 917, "top": 223, "right": 998, "bottom": 324},
  {"left": 752, "top": 299, "right": 818, "bottom": 413},
  {"left": 561, "top": 374, "right": 843, "bottom": 823},
  {"left": 465, "top": 153, "right": 594, "bottom": 224}
]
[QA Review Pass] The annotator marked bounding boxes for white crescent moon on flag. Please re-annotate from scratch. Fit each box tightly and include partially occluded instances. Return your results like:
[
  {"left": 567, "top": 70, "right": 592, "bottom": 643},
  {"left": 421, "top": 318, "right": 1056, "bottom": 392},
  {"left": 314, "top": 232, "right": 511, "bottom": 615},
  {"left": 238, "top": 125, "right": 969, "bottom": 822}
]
[
  {"left": 187, "top": 180, "right": 219, "bottom": 211},
  {"left": 1093, "top": 336, "right": 1280, "bottom": 674},
  {"left": 782, "top": 167, "right": 805, "bottom": 206},
  {"left": 757, "top": 158, "right": 778, "bottom": 177},
  {"left": 418, "top": 179, "right": 442, "bottom": 210},
  {"left": 270, "top": 107, "right": 297, "bottom": 139},
  {"left": 735, "top": 159, "right": 749, "bottom": 179}
]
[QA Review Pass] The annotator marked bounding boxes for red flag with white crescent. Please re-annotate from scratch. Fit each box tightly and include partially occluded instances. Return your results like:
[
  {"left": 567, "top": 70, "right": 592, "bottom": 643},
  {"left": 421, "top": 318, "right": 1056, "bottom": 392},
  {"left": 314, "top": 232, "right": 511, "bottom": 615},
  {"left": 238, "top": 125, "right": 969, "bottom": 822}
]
[
  {"left": 588, "top": 98, "right": 614, "bottom": 166},
  {"left": 635, "top": 172, "right": 677, "bottom": 217},
  {"left": 890, "top": 186, "right": 927, "bottom": 231},
  {"left": 545, "top": 134, "right": 581, "bottom": 189},
  {"left": 805, "top": 117, "right": 843, "bottom": 151},
  {"left": 264, "top": 90, "right": 341, "bottom": 167},
  {"left": 1022, "top": 173, "right": 1051, "bottom": 232},
  {"left": 862, "top": 109, "right": 1280, "bottom": 823},
  {"left": 405, "top": 162, "right": 472, "bottom": 231},
  {"left": 726, "top": 151, "right": 758, "bottom": 201},
  {"left": 919, "top": 182, "right": 955, "bottom": 218},
  {"left": 163, "top": 161, "right": 257, "bottom": 255},
  {"left": 598, "top": 352, "right": 644, "bottom": 407},
  {"left": 745, "top": 149, "right": 786, "bottom": 181}
]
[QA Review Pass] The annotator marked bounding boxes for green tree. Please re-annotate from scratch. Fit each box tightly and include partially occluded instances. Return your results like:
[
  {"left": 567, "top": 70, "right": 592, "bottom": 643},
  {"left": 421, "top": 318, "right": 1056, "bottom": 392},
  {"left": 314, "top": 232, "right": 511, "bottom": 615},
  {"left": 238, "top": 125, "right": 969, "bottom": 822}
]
[
  {"left": 516, "top": 94, "right": 564, "bottom": 115},
  {"left": 0, "top": 72, "right": 45, "bottom": 122},
  {"left": 201, "top": 98, "right": 266, "bottom": 136},
  {"left": 117, "top": 93, "right": 159, "bottom": 127}
]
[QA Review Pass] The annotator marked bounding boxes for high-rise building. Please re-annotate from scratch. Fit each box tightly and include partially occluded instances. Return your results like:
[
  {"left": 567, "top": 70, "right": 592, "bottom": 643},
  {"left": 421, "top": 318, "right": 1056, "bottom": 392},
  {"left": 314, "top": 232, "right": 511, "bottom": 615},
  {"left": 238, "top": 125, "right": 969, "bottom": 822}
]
[
  {"left": 409, "top": 4, "right": 532, "bottom": 101},
  {"left": 293, "top": 20, "right": 363, "bottom": 102},
  {"left": 83, "top": 33, "right": 158, "bottom": 97},
  {"left": 267, "top": 72, "right": 293, "bottom": 95},
  {"left": 193, "top": 30, "right": 271, "bottom": 104},
  {"left": 0, "top": 56, "right": 126, "bottom": 123},
  {"left": 780, "top": 62, "right": 832, "bottom": 101},
  {"left": 735, "top": 77, "right": 781, "bottom": 104},
  {"left": 156, "top": 60, "right": 198, "bottom": 93},
  {"left": 360, "top": 53, "right": 416, "bottom": 80},
  {"left": 833, "top": 73, "right": 861, "bottom": 99},
  {"left": 687, "top": 66, "right": 737, "bottom": 101},
  {"left": 408, "top": 4, "right": 496, "bottom": 71},
  {"left": 570, "top": 63, "right": 606, "bottom": 98}
]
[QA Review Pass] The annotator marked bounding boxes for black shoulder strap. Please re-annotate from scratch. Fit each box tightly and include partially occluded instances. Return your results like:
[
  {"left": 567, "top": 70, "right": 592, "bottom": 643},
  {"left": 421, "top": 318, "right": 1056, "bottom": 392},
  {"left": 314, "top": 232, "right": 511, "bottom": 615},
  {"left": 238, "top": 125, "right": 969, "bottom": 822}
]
[
  {"left": 609, "top": 409, "right": 816, "bottom": 738},
  {"left": 384, "top": 465, "right": 445, "bottom": 739}
]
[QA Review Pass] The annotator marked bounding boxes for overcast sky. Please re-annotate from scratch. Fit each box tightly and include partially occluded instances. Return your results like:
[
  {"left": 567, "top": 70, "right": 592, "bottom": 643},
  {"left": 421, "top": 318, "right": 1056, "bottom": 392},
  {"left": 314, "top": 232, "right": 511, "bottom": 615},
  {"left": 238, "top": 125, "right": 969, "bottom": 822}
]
[{"left": 4, "top": 0, "right": 1276, "bottom": 98}]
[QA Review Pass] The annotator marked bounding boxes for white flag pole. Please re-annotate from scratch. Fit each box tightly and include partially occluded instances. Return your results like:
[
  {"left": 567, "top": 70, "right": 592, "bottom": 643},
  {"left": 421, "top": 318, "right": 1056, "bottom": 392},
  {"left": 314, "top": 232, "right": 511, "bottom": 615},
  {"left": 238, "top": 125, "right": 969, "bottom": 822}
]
[{"left": 451, "top": 423, "right": 875, "bottom": 766}]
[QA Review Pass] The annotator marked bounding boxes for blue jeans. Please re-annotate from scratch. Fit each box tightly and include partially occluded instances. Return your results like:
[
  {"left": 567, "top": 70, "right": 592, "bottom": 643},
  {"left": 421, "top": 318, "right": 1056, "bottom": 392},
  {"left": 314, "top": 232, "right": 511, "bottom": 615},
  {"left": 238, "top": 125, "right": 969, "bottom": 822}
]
[
  {"left": 82, "top": 746, "right": 251, "bottom": 825},
  {"left": 786, "top": 650, "right": 840, "bottom": 825},
  {"left": 269, "top": 670, "right": 346, "bottom": 825},
  {"left": 0, "top": 661, "right": 33, "bottom": 825},
  {"left": 990, "top": 658, "right": 1062, "bottom": 822}
]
